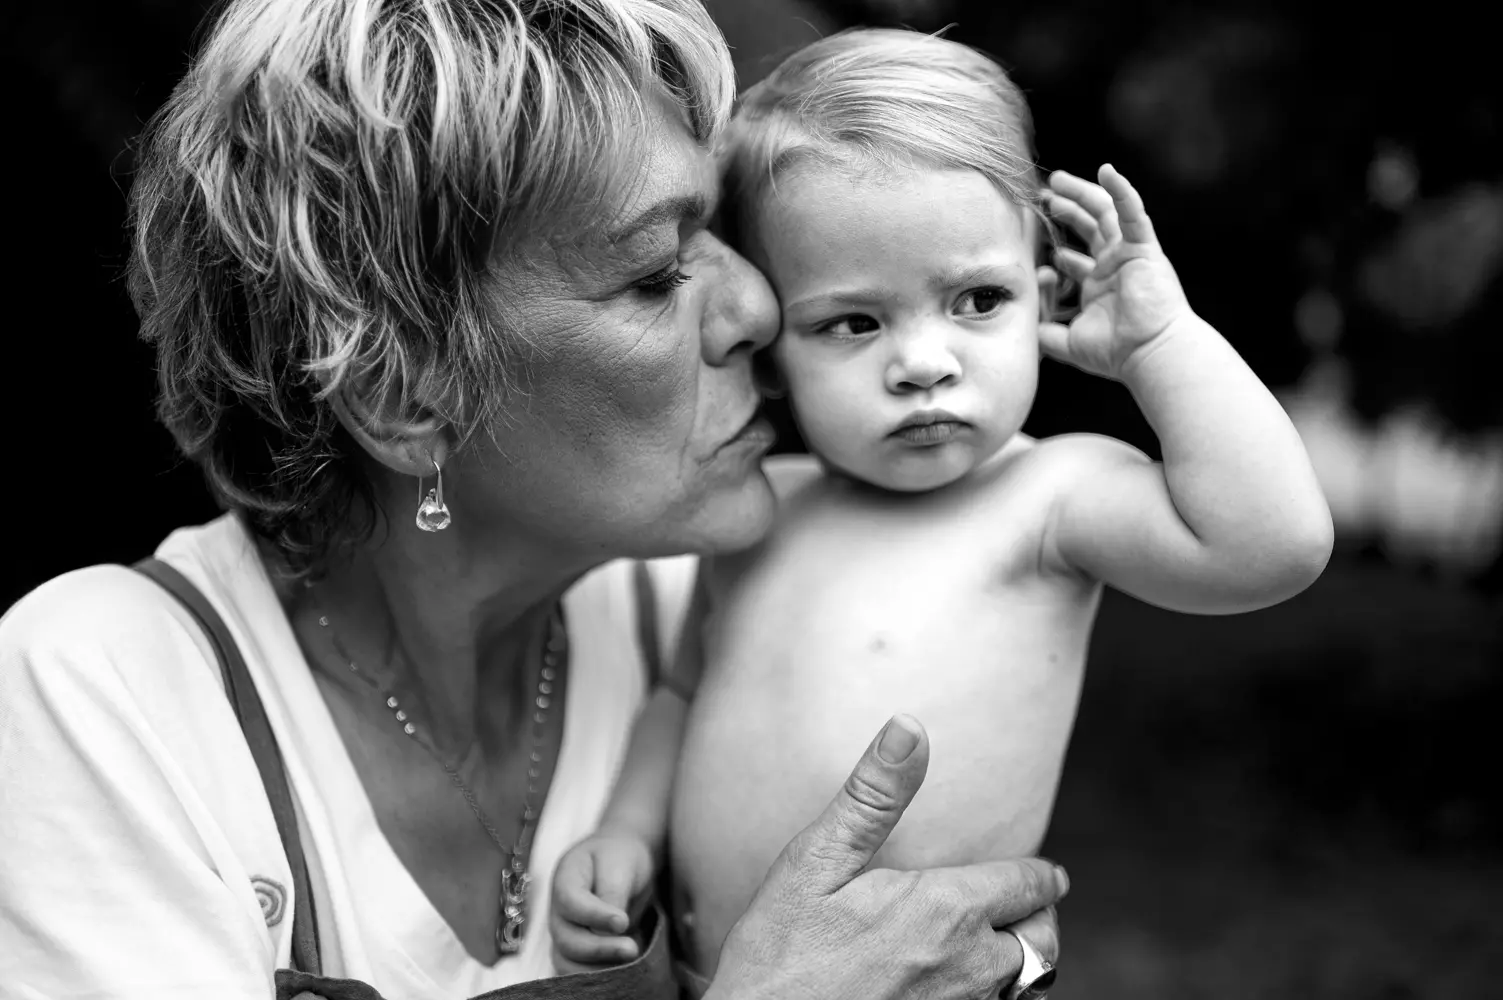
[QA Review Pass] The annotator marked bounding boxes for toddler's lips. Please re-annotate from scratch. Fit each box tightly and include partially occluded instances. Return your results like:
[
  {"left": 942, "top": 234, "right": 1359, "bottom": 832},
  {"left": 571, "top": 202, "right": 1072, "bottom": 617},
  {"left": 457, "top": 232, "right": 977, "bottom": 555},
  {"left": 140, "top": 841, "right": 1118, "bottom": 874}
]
[
  {"left": 891, "top": 421, "right": 967, "bottom": 446},
  {"left": 889, "top": 409, "right": 970, "bottom": 446}
]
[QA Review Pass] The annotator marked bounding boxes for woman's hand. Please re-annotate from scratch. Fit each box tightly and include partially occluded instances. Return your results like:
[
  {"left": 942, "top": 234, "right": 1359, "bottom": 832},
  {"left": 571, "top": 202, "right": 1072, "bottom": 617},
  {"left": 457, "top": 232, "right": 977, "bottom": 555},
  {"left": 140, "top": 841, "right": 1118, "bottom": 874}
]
[
  {"left": 704, "top": 715, "right": 1067, "bottom": 1000},
  {"left": 1041, "top": 164, "right": 1194, "bottom": 380}
]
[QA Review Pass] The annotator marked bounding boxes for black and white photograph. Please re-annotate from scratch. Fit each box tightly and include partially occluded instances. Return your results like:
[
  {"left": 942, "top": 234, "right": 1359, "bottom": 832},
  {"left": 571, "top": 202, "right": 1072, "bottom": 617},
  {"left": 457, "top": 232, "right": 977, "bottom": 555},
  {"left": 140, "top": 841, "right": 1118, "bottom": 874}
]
[{"left": 2, "top": 1, "right": 1499, "bottom": 997}]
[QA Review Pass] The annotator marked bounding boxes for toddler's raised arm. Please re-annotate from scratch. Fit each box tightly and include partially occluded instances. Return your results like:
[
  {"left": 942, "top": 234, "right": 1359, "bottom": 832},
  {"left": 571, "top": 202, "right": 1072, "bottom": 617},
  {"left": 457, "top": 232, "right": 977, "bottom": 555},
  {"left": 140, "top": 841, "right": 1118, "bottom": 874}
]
[{"left": 1038, "top": 167, "right": 1333, "bottom": 613}]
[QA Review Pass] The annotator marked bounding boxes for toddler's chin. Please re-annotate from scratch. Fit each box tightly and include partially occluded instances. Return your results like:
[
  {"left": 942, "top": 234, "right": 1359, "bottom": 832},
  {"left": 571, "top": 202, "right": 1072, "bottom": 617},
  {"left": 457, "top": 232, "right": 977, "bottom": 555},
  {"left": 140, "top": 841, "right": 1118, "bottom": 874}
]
[
  {"left": 879, "top": 462, "right": 972, "bottom": 493},
  {"left": 841, "top": 448, "right": 978, "bottom": 494}
]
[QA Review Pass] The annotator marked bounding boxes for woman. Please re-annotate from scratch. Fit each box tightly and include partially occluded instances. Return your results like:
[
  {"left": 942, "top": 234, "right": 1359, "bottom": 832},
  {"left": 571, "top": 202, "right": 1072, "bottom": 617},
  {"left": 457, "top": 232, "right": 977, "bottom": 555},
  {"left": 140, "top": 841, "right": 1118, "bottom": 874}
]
[{"left": 0, "top": 1, "right": 1065, "bottom": 997}]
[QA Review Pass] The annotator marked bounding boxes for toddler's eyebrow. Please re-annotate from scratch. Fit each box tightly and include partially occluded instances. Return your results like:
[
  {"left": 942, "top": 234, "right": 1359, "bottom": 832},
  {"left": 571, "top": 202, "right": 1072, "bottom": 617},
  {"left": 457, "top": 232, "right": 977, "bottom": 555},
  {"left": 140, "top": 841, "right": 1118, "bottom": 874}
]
[
  {"left": 785, "top": 287, "right": 895, "bottom": 315},
  {"left": 930, "top": 262, "right": 1028, "bottom": 290},
  {"left": 787, "top": 262, "right": 1029, "bottom": 315}
]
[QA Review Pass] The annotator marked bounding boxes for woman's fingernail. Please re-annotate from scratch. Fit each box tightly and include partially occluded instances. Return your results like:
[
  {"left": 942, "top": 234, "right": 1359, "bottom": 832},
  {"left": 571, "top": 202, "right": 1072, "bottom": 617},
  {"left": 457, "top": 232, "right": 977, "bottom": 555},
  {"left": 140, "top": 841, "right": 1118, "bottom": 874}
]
[
  {"left": 1053, "top": 864, "right": 1071, "bottom": 898},
  {"left": 877, "top": 714, "right": 920, "bottom": 763}
]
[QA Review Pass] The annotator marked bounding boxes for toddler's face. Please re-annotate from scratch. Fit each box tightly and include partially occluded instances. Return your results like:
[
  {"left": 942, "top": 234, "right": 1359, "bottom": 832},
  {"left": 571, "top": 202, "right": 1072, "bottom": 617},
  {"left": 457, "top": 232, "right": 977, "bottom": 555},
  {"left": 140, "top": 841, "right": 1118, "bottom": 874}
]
[{"left": 748, "top": 163, "right": 1049, "bottom": 491}]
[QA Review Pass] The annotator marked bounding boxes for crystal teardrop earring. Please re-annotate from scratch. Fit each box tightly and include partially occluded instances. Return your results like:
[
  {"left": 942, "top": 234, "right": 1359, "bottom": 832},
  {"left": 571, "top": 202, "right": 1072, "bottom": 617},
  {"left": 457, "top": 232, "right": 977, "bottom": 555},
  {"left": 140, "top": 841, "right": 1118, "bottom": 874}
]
[{"left": 415, "top": 456, "right": 451, "bottom": 532}]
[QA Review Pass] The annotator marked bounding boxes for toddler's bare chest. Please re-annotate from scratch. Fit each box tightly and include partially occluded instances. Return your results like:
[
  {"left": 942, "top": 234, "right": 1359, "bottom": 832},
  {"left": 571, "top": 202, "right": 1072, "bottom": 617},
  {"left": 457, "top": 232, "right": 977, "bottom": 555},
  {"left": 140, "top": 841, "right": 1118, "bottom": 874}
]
[{"left": 706, "top": 498, "right": 1067, "bottom": 683}]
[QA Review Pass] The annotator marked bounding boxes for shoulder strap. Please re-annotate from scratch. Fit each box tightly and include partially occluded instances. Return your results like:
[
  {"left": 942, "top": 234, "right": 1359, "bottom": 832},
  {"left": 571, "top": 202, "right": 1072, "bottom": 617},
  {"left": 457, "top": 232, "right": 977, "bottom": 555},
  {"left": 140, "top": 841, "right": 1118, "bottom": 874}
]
[
  {"left": 632, "top": 560, "right": 664, "bottom": 687},
  {"left": 133, "top": 557, "right": 323, "bottom": 976},
  {"left": 633, "top": 559, "right": 705, "bottom": 704}
]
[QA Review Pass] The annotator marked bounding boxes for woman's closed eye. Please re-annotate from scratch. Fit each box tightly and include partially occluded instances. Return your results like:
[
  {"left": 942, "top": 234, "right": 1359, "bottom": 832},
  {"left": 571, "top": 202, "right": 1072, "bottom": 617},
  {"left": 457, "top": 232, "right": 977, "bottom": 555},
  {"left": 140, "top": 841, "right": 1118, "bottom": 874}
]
[
  {"left": 813, "top": 314, "right": 880, "bottom": 337},
  {"left": 633, "top": 262, "right": 693, "bottom": 297},
  {"left": 955, "top": 286, "right": 1013, "bottom": 317}
]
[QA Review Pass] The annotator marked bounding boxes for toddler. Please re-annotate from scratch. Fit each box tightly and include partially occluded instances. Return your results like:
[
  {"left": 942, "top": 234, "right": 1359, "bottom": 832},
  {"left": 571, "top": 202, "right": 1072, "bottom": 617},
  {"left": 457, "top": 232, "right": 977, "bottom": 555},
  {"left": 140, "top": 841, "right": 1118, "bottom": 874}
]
[{"left": 549, "top": 26, "right": 1333, "bottom": 976}]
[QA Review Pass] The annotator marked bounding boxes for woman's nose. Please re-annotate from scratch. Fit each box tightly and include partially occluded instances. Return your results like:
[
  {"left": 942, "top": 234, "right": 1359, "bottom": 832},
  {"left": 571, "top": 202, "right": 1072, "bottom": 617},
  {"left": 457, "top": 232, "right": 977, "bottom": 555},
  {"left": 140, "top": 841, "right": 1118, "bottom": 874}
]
[
  {"left": 886, "top": 327, "right": 962, "bottom": 393},
  {"left": 702, "top": 237, "right": 779, "bottom": 364}
]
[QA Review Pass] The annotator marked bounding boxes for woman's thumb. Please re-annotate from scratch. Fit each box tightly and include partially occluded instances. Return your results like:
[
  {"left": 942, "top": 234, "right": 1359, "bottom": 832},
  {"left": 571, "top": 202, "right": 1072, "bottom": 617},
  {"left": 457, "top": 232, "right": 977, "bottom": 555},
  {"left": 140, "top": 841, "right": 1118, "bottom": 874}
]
[{"left": 773, "top": 714, "right": 929, "bottom": 896}]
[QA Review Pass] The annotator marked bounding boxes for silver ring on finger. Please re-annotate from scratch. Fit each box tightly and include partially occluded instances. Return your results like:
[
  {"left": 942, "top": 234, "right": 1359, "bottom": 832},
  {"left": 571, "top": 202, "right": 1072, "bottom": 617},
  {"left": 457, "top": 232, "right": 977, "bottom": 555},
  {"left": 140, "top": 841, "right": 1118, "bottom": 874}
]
[{"left": 1000, "top": 926, "right": 1056, "bottom": 1000}]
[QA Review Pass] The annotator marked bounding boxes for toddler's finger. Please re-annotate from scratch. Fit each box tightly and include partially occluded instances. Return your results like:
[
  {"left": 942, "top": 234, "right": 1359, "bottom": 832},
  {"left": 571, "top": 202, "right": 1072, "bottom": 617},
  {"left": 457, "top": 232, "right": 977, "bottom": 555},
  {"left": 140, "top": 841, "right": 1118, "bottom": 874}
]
[
  {"left": 1053, "top": 246, "right": 1095, "bottom": 285},
  {"left": 593, "top": 860, "right": 641, "bottom": 918},
  {"left": 1048, "top": 170, "right": 1121, "bottom": 245},
  {"left": 550, "top": 851, "right": 594, "bottom": 921},
  {"left": 1036, "top": 321, "right": 1073, "bottom": 364},
  {"left": 553, "top": 856, "right": 626, "bottom": 930},
  {"left": 551, "top": 921, "right": 641, "bottom": 968},
  {"left": 563, "top": 888, "right": 630, "bottom": 932},
  {"left": 1098, "top": 164, "right": 1156, "bottom": 246},
  {"left": 553, "top": 947, "right": 595, "bottom": 978},
  {"left": 1044, "top": 193, "right": 1104, "bottom": 254}
]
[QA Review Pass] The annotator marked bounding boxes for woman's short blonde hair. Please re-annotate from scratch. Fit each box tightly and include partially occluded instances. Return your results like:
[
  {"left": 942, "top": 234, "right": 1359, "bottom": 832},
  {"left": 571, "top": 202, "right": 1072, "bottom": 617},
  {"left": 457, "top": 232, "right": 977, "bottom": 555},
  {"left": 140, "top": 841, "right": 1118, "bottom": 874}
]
[
  {"left": 720, "top": 27, "right": 1051, "bottom": 253},
  {"left": 128, "top": 0, "right": 734, "bottom": 578}
]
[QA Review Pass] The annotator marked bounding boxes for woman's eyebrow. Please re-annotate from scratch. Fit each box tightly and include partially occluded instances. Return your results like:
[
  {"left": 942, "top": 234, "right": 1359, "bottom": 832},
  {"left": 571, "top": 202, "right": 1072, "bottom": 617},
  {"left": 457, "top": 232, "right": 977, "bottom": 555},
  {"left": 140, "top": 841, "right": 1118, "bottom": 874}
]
[{"left": 606, "top": 193, "right": 709, "bottom": 245}]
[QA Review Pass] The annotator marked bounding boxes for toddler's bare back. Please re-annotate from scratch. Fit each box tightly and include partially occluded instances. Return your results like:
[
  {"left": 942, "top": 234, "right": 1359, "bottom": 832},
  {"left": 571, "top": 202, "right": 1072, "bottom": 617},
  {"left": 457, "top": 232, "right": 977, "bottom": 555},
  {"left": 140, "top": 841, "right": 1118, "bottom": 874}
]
[{"left": 668, "top": 450, "right": 1100, "bottom": 974}]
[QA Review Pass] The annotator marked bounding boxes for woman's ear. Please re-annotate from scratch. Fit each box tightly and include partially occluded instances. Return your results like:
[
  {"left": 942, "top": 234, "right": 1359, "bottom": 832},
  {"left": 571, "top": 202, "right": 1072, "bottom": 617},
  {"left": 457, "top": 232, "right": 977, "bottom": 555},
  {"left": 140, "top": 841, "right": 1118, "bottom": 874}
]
[
  {"left": 1036, "top": 265, "right": 1062, "bottom": 325},
  {"left": 331, "top": 383, "right": 450, "bottom": 477}
]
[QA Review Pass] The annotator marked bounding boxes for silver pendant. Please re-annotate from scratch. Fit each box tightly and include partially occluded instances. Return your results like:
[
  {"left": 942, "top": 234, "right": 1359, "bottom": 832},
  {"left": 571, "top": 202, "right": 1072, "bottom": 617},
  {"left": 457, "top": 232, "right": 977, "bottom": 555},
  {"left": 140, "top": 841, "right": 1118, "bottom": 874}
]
[{"left": 496, "top": 864, "right": 531, "bottom": 955}]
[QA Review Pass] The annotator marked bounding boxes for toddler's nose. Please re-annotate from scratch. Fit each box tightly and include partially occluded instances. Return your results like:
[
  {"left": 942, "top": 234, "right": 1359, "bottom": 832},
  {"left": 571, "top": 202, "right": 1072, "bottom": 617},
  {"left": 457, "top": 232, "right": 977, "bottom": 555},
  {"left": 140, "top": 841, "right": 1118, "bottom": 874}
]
[{"left": 887, "top": 330, "right": 961, "bottom": 393}]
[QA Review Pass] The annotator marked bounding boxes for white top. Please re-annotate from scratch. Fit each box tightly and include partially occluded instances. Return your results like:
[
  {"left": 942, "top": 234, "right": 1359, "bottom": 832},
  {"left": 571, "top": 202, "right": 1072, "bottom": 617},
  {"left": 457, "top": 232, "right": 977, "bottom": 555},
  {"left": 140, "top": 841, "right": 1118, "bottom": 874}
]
[{"left": 0, "top": 515, "right": 697, "bottom": 1000}]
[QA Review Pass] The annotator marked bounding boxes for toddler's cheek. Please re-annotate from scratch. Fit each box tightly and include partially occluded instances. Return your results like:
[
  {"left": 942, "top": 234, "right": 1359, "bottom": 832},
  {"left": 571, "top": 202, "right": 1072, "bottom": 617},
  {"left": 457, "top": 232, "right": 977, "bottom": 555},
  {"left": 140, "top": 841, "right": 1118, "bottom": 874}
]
[{"left": 790, "top": 395, "right": 853, "bottom": 452}]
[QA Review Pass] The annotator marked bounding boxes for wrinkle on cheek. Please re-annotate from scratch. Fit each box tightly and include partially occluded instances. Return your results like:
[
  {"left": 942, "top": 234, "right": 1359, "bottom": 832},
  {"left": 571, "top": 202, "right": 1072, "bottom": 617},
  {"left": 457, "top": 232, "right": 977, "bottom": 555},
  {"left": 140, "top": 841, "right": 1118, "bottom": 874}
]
[
  {"left": 492, "top": 231, "right": 703, "bottom": 483},
  {"left": 513, "top": 299, "right": 697, "bottom": 470},
  {"left": 599, "top": 300, "right": 696, "bottom": 421}
]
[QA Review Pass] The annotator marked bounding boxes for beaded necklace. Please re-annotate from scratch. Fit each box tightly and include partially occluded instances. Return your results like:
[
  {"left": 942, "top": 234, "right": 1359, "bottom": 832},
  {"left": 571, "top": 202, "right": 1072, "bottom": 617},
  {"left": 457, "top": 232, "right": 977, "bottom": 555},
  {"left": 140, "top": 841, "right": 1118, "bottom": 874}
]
[{"left": 316, "top": 604, "right": 567, "bottom": 955}]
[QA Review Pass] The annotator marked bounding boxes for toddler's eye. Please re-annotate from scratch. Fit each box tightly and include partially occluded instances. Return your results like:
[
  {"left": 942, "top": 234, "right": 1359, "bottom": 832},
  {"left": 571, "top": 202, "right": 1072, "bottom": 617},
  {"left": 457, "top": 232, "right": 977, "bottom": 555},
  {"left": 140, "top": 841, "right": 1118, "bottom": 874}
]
[
  {"left": 815, "top": 314, "right": 880, "bottom": 336},
  {"left": 956, "top": 287, "right": 1013, "bottom": 316}
]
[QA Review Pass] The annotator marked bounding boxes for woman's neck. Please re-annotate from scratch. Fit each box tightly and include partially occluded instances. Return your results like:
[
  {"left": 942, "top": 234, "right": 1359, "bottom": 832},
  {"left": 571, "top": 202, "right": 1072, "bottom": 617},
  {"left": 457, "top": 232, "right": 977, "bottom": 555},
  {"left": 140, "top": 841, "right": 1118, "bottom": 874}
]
[{"left": 297, "top": 518, "right": 592, "bottom": 759}]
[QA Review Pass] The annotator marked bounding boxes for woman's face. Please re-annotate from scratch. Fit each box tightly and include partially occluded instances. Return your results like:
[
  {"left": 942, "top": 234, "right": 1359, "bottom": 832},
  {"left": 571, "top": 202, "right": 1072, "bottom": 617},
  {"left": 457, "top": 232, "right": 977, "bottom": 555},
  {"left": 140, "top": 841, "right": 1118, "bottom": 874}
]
[{"left": 453, "top": 99, "right": 781, "bottom": 561}]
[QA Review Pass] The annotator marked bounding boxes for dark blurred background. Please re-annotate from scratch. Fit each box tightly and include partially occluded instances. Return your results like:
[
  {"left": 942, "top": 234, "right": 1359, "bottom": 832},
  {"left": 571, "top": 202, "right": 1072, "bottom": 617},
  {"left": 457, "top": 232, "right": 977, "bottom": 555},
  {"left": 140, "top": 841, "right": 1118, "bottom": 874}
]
[{"left": 3, "top": 0, "right": 1501, "bottom": 995}]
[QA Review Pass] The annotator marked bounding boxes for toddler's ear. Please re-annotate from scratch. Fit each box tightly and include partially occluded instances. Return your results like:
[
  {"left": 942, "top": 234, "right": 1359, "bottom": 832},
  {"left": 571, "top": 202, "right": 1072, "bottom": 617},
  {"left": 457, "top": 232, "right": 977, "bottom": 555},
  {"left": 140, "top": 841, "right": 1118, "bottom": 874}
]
[{"left": 1036, "top": 265, "right": 1062, "bottom": 324}]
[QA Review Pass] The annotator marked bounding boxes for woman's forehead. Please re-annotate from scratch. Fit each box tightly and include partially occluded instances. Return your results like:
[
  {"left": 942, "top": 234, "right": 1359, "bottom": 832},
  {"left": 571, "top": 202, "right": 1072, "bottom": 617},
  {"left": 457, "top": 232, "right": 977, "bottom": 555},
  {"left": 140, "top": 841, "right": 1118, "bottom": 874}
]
[
  {"left": 512, "top": 103, "right": 716, "bottom": 288},
  {"left": 590, "top": 100, "right": 718, "bottom": 251}
]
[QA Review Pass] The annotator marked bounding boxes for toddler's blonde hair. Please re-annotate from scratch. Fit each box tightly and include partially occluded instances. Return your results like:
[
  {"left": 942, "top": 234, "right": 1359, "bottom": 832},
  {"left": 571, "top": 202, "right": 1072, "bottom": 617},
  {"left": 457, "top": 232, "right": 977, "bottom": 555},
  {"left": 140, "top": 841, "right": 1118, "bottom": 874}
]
[{"left": 721, "top": 27, "right": 1051, "bottom": 252}]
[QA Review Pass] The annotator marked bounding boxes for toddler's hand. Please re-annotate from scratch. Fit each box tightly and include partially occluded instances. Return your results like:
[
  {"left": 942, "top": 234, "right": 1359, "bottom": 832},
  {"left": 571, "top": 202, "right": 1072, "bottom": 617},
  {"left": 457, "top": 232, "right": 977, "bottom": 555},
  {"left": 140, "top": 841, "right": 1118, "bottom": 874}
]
[
  {"left": 549, "top": 831, "right": 655, "bottom": 973},
  {"left": 1041, "top": 164, "right": 1193, "bottom": 380}
]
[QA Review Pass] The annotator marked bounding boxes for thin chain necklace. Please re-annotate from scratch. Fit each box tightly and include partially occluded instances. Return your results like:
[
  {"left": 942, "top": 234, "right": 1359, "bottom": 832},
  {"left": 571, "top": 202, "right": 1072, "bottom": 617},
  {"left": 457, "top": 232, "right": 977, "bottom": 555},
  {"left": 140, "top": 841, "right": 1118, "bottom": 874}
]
[{"left": 315, "top": 603, "right": 567, "bottom": 956}]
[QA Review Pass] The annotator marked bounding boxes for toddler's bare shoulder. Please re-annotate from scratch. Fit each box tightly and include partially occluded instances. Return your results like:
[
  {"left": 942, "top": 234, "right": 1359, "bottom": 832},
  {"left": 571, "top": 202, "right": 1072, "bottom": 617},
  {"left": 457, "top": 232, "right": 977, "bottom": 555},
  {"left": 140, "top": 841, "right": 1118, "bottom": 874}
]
[
  {"left": 1009, "top": 433, "right": 1152, "bottom": 485},
  {"left": 967, "top": 435, "right": 1153, "bottom": 535}
]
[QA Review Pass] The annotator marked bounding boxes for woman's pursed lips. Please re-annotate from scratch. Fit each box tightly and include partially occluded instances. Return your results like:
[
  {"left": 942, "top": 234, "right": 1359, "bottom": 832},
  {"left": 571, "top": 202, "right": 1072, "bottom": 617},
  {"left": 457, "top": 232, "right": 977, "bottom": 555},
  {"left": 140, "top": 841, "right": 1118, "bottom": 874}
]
[{"left": 719, "top": 407, "right": 777, "bottom": 453}]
